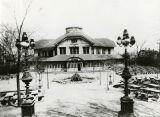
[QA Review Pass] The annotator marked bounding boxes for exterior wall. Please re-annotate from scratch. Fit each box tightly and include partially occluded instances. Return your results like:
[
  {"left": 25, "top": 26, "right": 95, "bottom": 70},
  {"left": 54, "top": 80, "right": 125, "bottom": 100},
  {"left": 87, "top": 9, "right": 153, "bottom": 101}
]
[
  {"left": 41, "top": 61, "right": 104, "bottom": 72},
  {"left": 36, "top": 46, "right": 114, "bottom": 57},
  {"left": 57, "top": 39, "right": 114, "bottom": 55},
  {"left": 33, "top": 27, "right": 116, "bottom": 72},
  {"left": 57, "top": 39, "right": 90, "bottom": 55},
  {"left": 36, "top": 40, "right": 115, "bottom": 57},
  {"left": 110, "top": 48, "right": 114, "bottom": 54}
]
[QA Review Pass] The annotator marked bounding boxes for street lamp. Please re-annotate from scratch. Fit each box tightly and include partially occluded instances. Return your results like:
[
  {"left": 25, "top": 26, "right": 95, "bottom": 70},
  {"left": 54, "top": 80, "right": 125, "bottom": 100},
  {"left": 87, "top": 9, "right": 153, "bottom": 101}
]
[
  {"left": 35, "top": 64, "right": 44, "bottom": 92},
  {"left": 108, "top": 66, "right": 112, "bottom": 85},
  {"left": 17, "top": 32, "right": 35, "bottom": 117},
  {"left": 16, "top": 32, "right": 35, "bottom": 106},
  {"left": 106, "top": 68, "right": 109, "bottom": 91},
  {"left": 116, "top": 29, "right": 135, "bottom": 116}
]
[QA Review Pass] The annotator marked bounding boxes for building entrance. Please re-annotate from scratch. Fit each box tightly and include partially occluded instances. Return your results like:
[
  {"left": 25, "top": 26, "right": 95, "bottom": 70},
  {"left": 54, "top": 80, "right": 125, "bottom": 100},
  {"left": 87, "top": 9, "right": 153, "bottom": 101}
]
[{"left": 66, "top": 57, "right": 83, "bottom": 71}]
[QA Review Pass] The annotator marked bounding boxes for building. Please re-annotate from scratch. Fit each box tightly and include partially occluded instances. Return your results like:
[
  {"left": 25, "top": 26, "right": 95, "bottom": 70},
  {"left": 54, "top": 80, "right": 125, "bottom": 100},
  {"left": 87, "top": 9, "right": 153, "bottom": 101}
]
[
  {"left": 139, "top": 48, "right": 159, "bottom": 59},
  {"left": 137, "top": 48, "right": 159, "bottom": 66},
  {"left": 31, "top": 27, "right": 120, "bottom": 72}
]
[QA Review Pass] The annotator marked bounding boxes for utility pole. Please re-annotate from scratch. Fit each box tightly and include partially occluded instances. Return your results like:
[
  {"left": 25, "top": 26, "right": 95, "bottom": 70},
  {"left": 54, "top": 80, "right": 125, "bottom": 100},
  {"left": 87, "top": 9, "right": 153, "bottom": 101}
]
[
  {"left": 106, "top": 69, "right": 109, "bottom": 90},
  {"left": 16, "top": 43, "right": 21, "bottom": 107},
  {"left": 159, "top": 41, "right": 160, "bottom": 77},
  {"left": 47, "top": 65, "right": 49, "bottom": 89},
  {"left": 157, "top": 39, "right": 160, "bottom": 77}
]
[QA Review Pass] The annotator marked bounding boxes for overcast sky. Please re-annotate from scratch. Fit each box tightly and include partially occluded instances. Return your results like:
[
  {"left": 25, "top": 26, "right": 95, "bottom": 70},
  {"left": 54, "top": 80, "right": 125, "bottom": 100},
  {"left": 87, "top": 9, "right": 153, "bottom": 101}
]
[{"left": 0, "top": 0, "right": 160, "bottom": 52}]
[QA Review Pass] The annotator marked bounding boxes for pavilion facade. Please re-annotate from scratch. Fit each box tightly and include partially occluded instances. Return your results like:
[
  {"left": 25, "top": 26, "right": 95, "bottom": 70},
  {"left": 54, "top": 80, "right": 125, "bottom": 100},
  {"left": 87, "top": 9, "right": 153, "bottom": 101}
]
[{"left": 31, "top": 27, "right": 121, "bottom": 72}]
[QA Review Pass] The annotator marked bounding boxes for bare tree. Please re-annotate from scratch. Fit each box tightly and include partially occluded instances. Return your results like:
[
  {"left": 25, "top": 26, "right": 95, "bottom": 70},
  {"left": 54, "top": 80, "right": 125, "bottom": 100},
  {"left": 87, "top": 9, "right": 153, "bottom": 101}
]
[
  {"left": 0, "top": 24, "right": 17, "bottom": 62},
  {"left": 13, "top": 0, "right": 33, "bottom": 40},
  {"left": 10, "top": 0, "right": 34, "bottom": 107},
  {"left": 0, "top": 0, "right": 34, "bottom": 62},
  {"left": 135, "top": 40, "right": 147, "bottom": 57}
]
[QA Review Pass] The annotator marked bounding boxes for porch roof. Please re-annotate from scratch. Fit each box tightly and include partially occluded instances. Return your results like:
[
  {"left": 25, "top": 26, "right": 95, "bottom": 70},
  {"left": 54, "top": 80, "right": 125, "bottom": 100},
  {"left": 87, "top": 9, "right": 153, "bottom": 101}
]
[{"left": 29, "top": 54, "right": 122, "bottom": 62}]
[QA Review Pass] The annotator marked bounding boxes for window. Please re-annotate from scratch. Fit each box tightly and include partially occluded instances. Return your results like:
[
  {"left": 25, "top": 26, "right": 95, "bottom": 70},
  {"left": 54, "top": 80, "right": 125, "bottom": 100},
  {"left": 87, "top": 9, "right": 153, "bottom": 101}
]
[
  {"left": 96, "top": 48, "right": 100, "bottom": 54},
  {"left": 83, "top": 47, "right": 89, "bottom": 54},
  {"left": 38, "top": 51, "right": 40, "bottom": 56},
  {"left": 68, "top": 63, "right": 70, "bottom": 68},
  {"left": 60, "top": 47, "right": 66, "bottom": 55},
  {"left": 108, "top": 48, "right": 111, "bottom": 54},
  {"left": 70, "top": 47, "right": 79, "bottom": 54},
  {"left": 102, "top": 49, "right": 105, "bottom": 54},
  {"left": 49, "top": 50, "right": 53, "bottom": 57},
  {"left": 43, "top": 51, "right": 47, "bottom": 57},
  {"left": 92, "top": 47, "right": 94, "bottom": 54},
  {"left": 71, "top": 39, "right": 77, "bottom": 43}
]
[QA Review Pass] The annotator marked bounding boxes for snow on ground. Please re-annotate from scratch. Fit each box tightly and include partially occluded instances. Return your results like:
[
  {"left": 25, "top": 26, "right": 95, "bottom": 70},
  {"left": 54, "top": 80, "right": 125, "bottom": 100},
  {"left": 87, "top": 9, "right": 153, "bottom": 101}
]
[{"left": 0, "top": 71, "right": 160, "bottom": 117}]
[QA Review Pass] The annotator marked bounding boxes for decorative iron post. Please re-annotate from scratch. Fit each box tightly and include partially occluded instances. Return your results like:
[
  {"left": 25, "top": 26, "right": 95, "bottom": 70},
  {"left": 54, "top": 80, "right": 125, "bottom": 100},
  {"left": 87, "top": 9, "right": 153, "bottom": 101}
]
[
  {"left": 15, "top": 38, "right": 21, "bottom": 106},
  {"left": 17, "top": 32, "right": 35, "bottom": 117},
  {"left": 21, "top": 71, "right": 35, "bottom": 117},
  {"left": 16, "top": 32, "right": 35, "bottom": 107},
  {"left": 116, "top": 29, "right": 135, "bottom": 117}
]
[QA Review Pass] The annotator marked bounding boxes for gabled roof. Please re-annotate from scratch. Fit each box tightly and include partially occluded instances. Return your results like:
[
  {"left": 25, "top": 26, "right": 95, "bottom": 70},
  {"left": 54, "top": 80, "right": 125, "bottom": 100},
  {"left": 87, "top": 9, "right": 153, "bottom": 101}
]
[
  {"left": 35, "top": 27, "right": 116, "bottom": 49},
  {"left": 44, "top": 32, "right": 96, "bottom": 48},
  {"left": 35, "top": 39, "right": 53, "bottom": 49},
  {"left": 94, "top": 38, "right": 116, "bottom": 47}
]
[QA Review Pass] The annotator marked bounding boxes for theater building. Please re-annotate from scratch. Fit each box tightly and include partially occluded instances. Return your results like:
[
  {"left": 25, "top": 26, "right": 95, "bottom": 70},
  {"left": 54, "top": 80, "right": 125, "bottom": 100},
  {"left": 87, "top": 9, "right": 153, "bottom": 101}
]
[{"left": 32, "top": 27, "right": 120, "bottom": 72}]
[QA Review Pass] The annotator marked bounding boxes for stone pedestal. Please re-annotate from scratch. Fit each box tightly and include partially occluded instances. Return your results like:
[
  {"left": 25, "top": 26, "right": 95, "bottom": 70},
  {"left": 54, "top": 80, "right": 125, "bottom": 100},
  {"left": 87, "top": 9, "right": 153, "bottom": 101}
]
[
  {"left": 21, "top": 99, "right": 35, "bottom": 117},
  {"left": 118, "top": 96, "right": 135, "bottom": 117}
]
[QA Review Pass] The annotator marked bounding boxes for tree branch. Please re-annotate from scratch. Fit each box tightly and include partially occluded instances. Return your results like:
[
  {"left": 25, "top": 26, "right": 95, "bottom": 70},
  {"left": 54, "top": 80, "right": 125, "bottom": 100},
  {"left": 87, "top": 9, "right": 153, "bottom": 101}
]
[
  {"left": 19, "top": 0, "right": 33, "bottom": 36},
  {"left": 13, "top": 10, "right": 20, "bottom": 36}
]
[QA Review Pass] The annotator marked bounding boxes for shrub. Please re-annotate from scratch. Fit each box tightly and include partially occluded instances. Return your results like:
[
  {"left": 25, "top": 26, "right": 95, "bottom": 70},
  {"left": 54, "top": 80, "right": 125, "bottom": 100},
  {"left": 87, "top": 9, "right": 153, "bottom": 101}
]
[{"left": 71, "top": 73, "right": 82, "bottom": 81}]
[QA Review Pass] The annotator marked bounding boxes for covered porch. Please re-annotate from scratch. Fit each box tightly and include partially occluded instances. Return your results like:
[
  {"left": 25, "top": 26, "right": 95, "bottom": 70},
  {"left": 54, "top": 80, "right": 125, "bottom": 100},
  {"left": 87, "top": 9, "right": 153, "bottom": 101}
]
[{"left": 29, "top": 54, "right": 122, "bottom": 72}]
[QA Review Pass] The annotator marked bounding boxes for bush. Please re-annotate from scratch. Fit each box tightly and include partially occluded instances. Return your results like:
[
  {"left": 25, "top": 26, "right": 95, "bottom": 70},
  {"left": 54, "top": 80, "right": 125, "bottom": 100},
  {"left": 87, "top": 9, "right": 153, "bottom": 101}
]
[
  {"left": 0, "top": 64, "right": 17, "bottom": 75},
  {"left": 71, "top": 73, "right": 82, "bottom": 81}
]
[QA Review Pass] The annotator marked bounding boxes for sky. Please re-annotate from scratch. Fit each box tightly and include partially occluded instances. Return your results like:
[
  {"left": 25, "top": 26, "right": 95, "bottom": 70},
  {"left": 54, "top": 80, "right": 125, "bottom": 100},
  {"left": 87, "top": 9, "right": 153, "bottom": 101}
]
[{"left": 0, "top": 0, "right": 160, "bottom": 53}]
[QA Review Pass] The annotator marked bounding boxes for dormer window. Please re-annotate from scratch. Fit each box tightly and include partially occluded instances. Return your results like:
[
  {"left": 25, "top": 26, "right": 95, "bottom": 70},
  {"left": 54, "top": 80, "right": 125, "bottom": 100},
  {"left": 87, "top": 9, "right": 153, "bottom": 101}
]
[
  {"left": 71, "top": 39, "right": 77, "bottom": 43},
  {"left": 83, "top": 47, "right": 89, "bottom": 54},
  {"left": 60, "top": 47, "right": 66, "bottom": 55}
]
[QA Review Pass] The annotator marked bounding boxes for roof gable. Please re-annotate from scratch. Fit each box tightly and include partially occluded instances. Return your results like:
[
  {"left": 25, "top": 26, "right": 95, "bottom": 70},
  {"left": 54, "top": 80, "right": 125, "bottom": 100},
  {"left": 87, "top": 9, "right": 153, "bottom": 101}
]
[
  {"left": 35, "top": 28, "right": 116, "bottom": 49},
  {"left": 47, "top": 31, "right": 95, "bottom": 47}
]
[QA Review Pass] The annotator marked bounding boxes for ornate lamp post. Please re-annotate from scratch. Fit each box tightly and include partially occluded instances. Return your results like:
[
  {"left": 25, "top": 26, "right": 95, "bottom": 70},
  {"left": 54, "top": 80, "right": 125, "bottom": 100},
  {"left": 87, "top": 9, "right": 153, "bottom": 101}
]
[
  {"left": 106, "top": 67, "right": 109, "bottom": 90},
  {"left": 108, "top": 66, "right": 112, "bottom": 85},
  {"left": 17, "top": 32, "right": 35, "bottom": 117},
  {"left": 16, "top": 32, "right": 35, "bottom": 106},
  {"left": 35, "top": 65, "right": 44, "bottom": 92},
  {"left": 116, "top": 29, "right": 135, "bottom": 116}
]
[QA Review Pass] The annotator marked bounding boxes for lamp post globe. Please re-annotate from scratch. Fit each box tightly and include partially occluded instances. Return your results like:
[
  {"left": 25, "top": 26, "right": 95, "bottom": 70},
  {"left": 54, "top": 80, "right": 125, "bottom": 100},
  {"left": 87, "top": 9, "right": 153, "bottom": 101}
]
[
  {"left": 30, "top": 39, "right": 35, "bottom": 49},
  {"left": 117, "top": 36, "right": 122, "bottom": 46},
  {"left": 117, "top": 29, "right": 135, "bottom": 117}
]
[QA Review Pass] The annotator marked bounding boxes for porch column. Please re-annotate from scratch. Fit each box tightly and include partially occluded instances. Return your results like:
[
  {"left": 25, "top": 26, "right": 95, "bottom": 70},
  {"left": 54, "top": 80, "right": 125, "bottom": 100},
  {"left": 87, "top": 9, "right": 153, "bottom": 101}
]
[
  {"left": 57, "top": 47, "right": 60, "bottom": 55},
  {"left": 89, "top": 47, "right": 92, "bottom": 54},
  {"left": 94, "top": 48, "right": 96, "bottom": 54},
  {"left": 79, "top": 45, "right": 83, "bottom": 54},
  {"left": 66, "top": 47, "right": 70, "bottom": 55}
]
